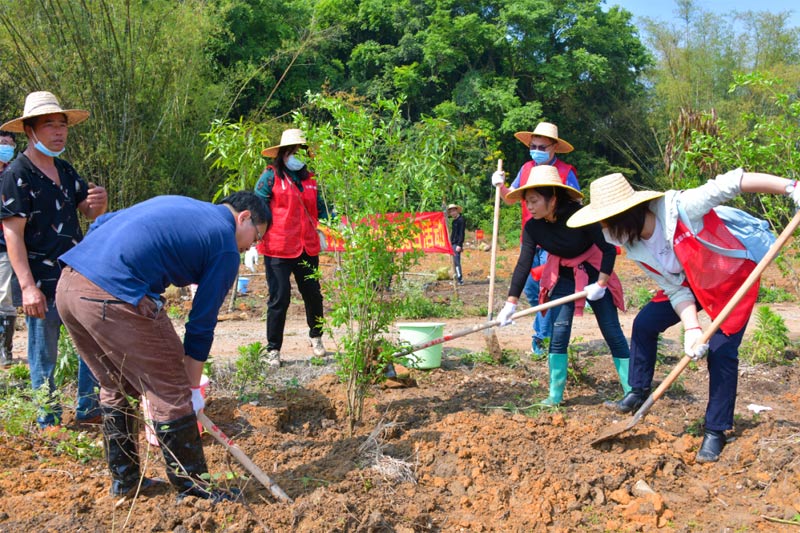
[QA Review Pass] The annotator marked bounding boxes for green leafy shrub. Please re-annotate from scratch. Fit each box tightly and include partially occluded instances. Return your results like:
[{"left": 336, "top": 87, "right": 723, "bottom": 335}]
[
  {"left": 757, "top": 285, "right": 794, "bottom": 304},
  {"left": 741, "top": 306, "right": 790, "bottom": 365},
  {"left": 55, "top": 325, "right": 78, "bottom": 387},
  {"left": 234, "top": 342, "right": 272, "bottom": 395},
  {"left": 626, "top": 286, "right": 655, "bottom": 310}
]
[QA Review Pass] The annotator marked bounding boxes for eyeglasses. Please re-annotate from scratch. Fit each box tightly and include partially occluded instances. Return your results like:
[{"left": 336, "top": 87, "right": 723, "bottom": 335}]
[
  {"left": 529, "top": 143, "right": 554, "bottom": 151},
  {"left": 251, "top": 219, "right": 262, "bottom": 244}
]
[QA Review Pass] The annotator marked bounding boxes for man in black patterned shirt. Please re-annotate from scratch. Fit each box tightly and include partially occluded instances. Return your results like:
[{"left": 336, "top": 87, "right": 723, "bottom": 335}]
[{"left": 0, "top": 91, "right": 107, "bottom": 428}]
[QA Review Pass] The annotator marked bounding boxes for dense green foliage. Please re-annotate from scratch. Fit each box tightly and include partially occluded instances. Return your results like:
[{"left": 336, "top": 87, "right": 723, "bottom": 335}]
[{"left": 1, "top": 0, "right": 799, "bottom": 231}]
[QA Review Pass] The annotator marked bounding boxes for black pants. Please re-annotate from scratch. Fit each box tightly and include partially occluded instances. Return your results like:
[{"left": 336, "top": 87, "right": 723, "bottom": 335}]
[
  {"left": 452, "top": 251, "right": 462, "bottom": 282},
  {"left": 265, "top": 253, "right": 324, "bottom": 351}
]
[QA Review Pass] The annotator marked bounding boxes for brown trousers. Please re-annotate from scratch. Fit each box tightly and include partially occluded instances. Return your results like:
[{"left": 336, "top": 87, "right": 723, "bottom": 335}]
[{"left": 56, "top": 267, "right": 192, "bottom": 422}]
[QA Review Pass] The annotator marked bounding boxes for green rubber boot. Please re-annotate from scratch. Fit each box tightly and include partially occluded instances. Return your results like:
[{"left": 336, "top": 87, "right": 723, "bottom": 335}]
[
  {"left": 539, "top": 353, "right": 568, "bottom": 406},
  {"left": 613, "top": 357, "right": 632, "bottom": 395}
]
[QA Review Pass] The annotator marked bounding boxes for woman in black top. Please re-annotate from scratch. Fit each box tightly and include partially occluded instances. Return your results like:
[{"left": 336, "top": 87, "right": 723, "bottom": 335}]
[{"left": 494, "top": 166, "right": 630, "bottom": 405}]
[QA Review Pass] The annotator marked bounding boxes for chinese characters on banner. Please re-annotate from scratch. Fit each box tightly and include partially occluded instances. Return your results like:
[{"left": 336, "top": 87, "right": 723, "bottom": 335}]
[{"left": 319, "top": 212, "right": 454, "bottom": 254}]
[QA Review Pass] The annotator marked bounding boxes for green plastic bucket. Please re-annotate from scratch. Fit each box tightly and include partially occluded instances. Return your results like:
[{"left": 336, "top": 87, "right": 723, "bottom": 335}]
[{"left": 396, "top": 322, "right": 446, "bottom": 369}]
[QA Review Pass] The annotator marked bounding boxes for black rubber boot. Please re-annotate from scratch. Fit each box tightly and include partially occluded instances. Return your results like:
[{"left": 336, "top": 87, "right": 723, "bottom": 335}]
[
  {"left": 102, "top": 404, "right": 161, "bottom": 496},
  {"left": 604, "top": 387, "right": 651, "bottom": 413},
  {"left": 696, "top": 429, "right": 727, "bottom": 463},
  {"left": 155, "top": 413, "right": 237, "bottom": 502},
  {"left": 0, "top": 316, "right": 13, "bottom": 368}
]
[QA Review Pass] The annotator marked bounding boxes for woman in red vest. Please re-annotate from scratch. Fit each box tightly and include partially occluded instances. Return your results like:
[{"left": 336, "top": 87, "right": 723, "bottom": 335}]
[
  {"left": 567, "top": 170, "right": 800, "bottom": 463},
  {"left": 254, "top": 129, "right": 327, "bottom": 366}
]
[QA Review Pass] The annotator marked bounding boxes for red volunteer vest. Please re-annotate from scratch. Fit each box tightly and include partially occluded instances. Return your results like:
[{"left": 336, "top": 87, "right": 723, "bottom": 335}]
[
  {"left": 256, "top": 165, "right": 321, "bottom": 258},
  {"left": 518, "top": 159, "right": 577, "bottom": 228},
  {"left": 671, "top": 210, "right": 758, "bottom": 335}
]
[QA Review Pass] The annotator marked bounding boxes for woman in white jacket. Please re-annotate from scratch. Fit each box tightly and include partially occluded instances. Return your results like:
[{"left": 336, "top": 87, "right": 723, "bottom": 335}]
[{"left": 567, "top": 169, "right": 800, "bottom": 463}]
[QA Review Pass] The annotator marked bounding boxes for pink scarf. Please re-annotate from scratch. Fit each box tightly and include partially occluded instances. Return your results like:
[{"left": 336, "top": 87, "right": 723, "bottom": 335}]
[{"left": 538, "top": 245, "right": 625, "bottom": 316}]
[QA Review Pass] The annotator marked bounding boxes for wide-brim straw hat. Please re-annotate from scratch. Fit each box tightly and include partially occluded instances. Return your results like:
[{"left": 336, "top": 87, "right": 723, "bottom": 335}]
[
  {"left": 0, "top": 91, "right": 89, "bottom": 133},
  {"left": 506, "top": 165, "right": 583, "bottom": 202},
  {"left": 567, "top": 173, "right": 664, "bottom": 228},
  {"left": 261, "top": 128, "right": 307, "bottom": 158},
  {"left": 446, "top": 203, "right": 462, "bottom": 213},
  {"left": 514, "top": 122, "right": 573, "bottom": 154}
]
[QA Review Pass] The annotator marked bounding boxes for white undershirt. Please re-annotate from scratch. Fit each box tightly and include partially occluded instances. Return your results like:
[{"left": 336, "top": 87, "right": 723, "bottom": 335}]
[{"left": 641, "top": 217, "right": 683, "bottom": 274}]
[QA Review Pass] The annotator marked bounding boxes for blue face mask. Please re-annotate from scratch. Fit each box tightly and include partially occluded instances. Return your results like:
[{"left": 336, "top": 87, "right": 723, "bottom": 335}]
[
  {"left": 32, "top": 131, "right": 65, "bottom": 158},
  {"left": 0, "top": 145, "right": 14, "bottom": 163},
  {"left": 530, "top": 150, "right": 551, "bottom": 164},
  {"left": 285, "top": 154, "right": 304, "bottom": 171}
]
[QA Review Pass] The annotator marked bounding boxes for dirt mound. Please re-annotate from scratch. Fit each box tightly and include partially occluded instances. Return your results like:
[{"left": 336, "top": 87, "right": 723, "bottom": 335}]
[{"left": 1, "top": 246, "right": 800, "bottom": 531}]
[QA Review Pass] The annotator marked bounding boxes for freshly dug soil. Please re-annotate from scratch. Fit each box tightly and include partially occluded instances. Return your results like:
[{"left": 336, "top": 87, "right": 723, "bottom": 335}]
[{"left": 1, "top": 246, "right": 799, "bottom": 532}]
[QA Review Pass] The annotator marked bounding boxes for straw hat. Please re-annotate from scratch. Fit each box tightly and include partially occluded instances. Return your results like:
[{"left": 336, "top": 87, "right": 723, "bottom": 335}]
[
  {"left": 514, "top": 122, "right": 573, "bottom": 153},
  {"left": 506, "top": 165, "right": 583, "bottom": 202},
  {"left": 0, "top": 91, "right": 89, "bottom": 133},
  {"left": 261, "top": 128, "right": 307, "bottom": 158},
  {"left": 446, "top": 203, "right": 462, "bottom": 213},
  {"left": 566, "top": 173, "right": 664, "bottom": 228}
]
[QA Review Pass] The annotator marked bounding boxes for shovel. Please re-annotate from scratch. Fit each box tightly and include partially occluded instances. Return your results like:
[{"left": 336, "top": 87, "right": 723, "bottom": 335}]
[
  {"left": 591, "top": 209, "right": 800, "bottom": 446},
  {"left": 485, "top": 159, "right": 504, "bottom": 360},
  {"left": 392, "top": 290, "right": 588, "bottom": 362}
]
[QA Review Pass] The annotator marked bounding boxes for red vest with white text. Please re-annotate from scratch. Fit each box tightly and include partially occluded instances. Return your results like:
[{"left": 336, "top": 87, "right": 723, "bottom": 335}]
[{"left": 256, "top": 166, "right": 321, "bottom": 258}]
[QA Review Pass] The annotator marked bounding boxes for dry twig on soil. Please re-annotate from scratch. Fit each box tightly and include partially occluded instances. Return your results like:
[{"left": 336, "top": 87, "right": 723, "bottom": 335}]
[{"left": 358, "top": 420, "right": 416, "bottom": 484}]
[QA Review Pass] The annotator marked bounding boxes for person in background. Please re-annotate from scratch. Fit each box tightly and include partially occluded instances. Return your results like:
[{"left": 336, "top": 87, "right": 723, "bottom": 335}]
[
  {"left": 495, "top": 165, "right": 630, "bottom": 406},
  {"left": 448, "top": 203, "right": 466, "bottom": 285},
  {"left": 0, "top": 130, "right": 22, "bottom": 368},
  {"left": 0, "top": 92, "right": 107, "bottom": 427},
  {"left": 57, "top": 191, "right": 269, "bottom": 499},
  {"left": 567, "top": 169, "right": 800, "bottom": 463},
  {"left": 254, "top": 128, "right": 326, "bottom": 367},
  {"left": 492, "top": 122, "right": 580, "bottom": 357}
]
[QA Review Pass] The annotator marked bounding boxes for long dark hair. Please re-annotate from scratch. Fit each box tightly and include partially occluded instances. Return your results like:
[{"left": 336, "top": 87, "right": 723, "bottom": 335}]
[
  {"left": 604, "top": 202, "right": 650, "bottom": 243},
  {"left": 525, "top": 186, "right": 581, "bottom": 221},
  {"left": 274, "top": 145, "right": 311, "bottom": 181}
]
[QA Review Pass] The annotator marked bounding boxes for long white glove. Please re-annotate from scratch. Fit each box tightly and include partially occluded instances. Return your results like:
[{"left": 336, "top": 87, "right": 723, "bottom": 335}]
[
  {"left": 790, "top": 180, "right": 800, "bottom": 208},
  {"left": 491, "top": 170, "right": 506, "bottom": 187},
  {"left": 496, "top": 301, "right": 517, "bottom": 326},
  {"left": 684, "top": 328, "right": 709, "bottom": 361},
  {"left": 190, "top": 387, "right": 205, "bottom": 414},
  {"left": 584, "top": 282, "right": 607, "bottom": 301},
  {"left": 244, "top": 245, "right": 259, "bottom": 273}
]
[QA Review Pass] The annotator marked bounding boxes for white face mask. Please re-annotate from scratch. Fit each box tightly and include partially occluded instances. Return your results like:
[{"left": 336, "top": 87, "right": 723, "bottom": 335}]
[
  {"left": 285, "top": 154, "right": 304, "bottom": 171},
  {"left": 602, "top": 227, "right": 628, "bottom": 247}
]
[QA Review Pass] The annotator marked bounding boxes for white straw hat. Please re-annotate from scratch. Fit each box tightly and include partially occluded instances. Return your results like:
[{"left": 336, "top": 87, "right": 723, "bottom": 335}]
[
  {"left": 566, "top": 173, "right": 664, "bottom": 228},
  {"left": 446, "top": 203, "right": 462, "bottom": 213},
  {"left": 506, "top": 165, "right": 583, "bottom": 202},
  {"left": 261, "top": 128, "right": 307, "bottom": 158},
  {"left": 514, "top": 122, "right": 574, "bottom": 153},
  {"left": 0, "top": 91, "right": 89, "bottom": 133}
]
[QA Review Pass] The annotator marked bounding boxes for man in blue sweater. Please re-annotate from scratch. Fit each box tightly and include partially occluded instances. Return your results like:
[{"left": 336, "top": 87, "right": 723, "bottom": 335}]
[{"left": 56, "top": 191, "right": 270, "bottom": 500}]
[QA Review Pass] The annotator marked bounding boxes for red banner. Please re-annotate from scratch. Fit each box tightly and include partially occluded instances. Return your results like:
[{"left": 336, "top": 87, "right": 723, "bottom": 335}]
[{"left": 320, "top": 212, "right": 454, "bottom": 254}]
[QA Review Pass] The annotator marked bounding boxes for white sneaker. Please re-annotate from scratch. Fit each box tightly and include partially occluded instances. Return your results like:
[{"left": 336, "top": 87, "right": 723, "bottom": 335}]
[
  {"left": 265, "top": 349, "right": 281, "bottom": 368},
  {"left": 310, "top": 337, "right": 326, "bottom": 357}
]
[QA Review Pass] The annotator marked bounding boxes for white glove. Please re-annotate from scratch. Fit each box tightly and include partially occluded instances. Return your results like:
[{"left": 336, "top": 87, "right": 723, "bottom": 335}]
[
  {"left": 190, "top": 387, "right": 205, "bottom": 414},
  {"left": 496, "top": 301, "right": 517, "bottom": 326},
  {"left": 584, "top": 282, "right": 607, "bottom": 301},
  {"left": 684, "top": 328, "right": 709, "bottom": 361},
  {"left": 491, "top": 170, "right": 506, "bottom": 187},
  {"left": 790, "top": 181, "right": 800, "bottom": 208},
  {"left": 244, "top": 245, "right": 259, "bottom": 273}
]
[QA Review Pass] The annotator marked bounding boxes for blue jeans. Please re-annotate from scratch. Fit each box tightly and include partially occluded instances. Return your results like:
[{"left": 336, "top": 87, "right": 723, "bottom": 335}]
[
  {"left": 630, "top": 298, "right": 745, "bottom": 431},
  {"left": 523, "top": 247, "right": 553, "bottom": 341},
  {"left": 76, "top": 357, "right": 100, "bottom": 420},
  {"left": 27, "top": 299, "right": 62, "bottom": 427},
  {"left": 546, "top": 274, "right": 630, "bottom": 360}
]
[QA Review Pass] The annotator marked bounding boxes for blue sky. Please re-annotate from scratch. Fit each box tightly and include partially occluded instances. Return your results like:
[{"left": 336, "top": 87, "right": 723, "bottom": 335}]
[{"left": 607, "top": 0, "right": 800, "bottom": 28}]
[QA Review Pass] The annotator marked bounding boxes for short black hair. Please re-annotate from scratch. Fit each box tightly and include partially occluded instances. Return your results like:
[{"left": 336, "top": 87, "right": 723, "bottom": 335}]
[
  {"left": 523, "top": 186, "right": 581, "bottom": 221},
  {"left": 219, "top": 191, "right": 272, "bottom": 230},
  {"left": 0, "top": 130, "right": 15, "bottom": 141}
]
